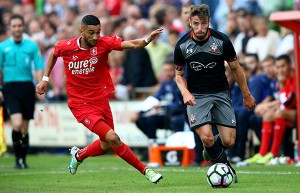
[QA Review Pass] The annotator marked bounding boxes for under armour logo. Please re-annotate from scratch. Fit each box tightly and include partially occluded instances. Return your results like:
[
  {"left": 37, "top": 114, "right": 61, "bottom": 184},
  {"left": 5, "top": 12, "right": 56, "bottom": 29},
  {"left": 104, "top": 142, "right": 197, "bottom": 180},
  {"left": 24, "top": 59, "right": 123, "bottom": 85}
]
[
  {"left": 232, "top": 119, "right": 236, "bottom": 124},
  {"left": 186, "top": 48, "right": 193, "bottom": 54}
]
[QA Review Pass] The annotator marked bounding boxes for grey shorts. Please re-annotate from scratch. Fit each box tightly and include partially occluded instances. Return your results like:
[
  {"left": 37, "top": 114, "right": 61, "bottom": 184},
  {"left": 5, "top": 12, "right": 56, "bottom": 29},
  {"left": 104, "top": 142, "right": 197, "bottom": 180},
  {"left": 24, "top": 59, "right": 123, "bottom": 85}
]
[{"left": 187, "top": 91, "right": 236, "bottom": 130}]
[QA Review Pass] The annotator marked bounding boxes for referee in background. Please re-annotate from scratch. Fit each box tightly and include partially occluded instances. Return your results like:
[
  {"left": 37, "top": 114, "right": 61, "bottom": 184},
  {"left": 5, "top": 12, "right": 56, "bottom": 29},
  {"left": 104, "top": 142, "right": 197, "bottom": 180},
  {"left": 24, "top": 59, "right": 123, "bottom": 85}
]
[{"left": 0, "top": 14, "right": 44, "bottom": 169}]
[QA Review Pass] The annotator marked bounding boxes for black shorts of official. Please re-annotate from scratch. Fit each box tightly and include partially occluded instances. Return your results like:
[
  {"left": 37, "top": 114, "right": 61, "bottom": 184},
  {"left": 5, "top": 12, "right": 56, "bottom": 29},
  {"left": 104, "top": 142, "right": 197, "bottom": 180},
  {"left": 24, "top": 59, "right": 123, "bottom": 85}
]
[
  {"left": 3, "top": 82, "right": 36, "bottom": 120},
  {"left": 187, "top": 90, "right": 236, "bottom": 130}
]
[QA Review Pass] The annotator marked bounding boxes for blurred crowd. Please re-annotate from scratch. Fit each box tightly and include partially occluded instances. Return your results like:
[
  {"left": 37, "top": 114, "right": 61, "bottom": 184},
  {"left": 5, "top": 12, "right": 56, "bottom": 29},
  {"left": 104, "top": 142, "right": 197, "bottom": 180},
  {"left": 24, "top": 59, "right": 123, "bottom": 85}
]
[
  {"left": 0, "top": 0, "right": 299, "bottom": 164},
  {"left": 0, "top": 0, "right": 298, "bottom": 101}
]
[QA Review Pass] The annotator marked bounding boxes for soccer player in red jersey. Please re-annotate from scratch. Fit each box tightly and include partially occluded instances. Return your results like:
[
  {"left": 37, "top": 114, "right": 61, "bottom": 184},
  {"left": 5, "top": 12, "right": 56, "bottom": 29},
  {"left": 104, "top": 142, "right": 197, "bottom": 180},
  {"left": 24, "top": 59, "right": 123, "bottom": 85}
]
[{"left": 36, "top": 15, "right": 163, "bottom": 183}]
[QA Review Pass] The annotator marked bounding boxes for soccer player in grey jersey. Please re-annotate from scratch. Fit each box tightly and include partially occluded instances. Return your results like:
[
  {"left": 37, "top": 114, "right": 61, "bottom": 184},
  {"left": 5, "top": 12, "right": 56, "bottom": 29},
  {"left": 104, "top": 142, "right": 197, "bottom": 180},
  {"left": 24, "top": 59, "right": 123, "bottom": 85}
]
[{"left": 174, "top": 4, "right": 256, "bottom": 182}]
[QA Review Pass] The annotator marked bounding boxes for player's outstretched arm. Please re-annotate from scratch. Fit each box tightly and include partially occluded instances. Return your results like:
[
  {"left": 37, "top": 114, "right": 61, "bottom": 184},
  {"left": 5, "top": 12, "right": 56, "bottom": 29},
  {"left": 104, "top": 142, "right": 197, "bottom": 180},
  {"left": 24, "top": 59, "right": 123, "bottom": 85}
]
[
  {"left": 121, "top": 27, "right": 163, "bottom": 50},
  {"left": 36, "top": 50, "right": 58, "bottom": 95}
]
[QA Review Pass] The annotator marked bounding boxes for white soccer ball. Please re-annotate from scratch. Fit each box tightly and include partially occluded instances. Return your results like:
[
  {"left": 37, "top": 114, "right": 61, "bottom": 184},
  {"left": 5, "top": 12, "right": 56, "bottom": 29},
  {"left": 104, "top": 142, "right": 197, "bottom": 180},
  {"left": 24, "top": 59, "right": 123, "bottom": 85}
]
[{"left": 206, "top": 163, "right": 233, "bottom": 188}]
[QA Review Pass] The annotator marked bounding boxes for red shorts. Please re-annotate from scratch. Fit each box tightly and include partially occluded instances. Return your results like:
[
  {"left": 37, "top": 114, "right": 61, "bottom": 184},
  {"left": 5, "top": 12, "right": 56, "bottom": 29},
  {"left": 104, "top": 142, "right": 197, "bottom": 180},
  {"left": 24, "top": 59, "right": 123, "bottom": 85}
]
[{"left": 69, "top": 97, "right": 114, "bottom": 134}]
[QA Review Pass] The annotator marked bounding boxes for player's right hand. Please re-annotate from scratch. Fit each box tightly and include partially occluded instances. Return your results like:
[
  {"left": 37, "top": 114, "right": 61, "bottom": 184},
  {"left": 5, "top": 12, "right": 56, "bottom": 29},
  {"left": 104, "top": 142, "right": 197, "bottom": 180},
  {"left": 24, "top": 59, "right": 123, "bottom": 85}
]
[
  {"left": 183, "top": 92, "right": 196, "bottom": 106},
  {"left": 36, "top": 81, "right": 48, "bottom": 95}
]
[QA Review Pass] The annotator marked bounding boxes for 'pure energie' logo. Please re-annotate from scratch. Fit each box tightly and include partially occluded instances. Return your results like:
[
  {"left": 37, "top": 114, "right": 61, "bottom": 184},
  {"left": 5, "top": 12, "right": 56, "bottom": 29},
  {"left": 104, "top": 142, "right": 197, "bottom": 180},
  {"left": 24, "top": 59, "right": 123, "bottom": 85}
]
[{"left": 68, "top": 57, "right": 98, "bottom": 75}]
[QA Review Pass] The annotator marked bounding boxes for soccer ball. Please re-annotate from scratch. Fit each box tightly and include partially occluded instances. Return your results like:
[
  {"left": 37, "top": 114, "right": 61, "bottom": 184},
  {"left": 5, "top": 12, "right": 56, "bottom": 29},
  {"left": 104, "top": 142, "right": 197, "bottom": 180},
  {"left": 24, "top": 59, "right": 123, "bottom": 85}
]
[{"left": 206, "top": 163, "right": 233, "bottom": 188}]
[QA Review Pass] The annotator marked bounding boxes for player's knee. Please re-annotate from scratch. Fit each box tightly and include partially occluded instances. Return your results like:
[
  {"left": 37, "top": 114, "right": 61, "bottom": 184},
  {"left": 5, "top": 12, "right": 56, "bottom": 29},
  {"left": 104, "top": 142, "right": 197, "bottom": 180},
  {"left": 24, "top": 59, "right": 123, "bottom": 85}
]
[
  {"left": 105, "top": 132, "right": 121, "bottom": 146},
  {"left": 222, "top": 138, "right": 235, "bottom": 148},
  {"left": 11, "top": 121, "right": 22, "bottom": 130},
  {"left": 202, "top": 135, "right": 214, "bottom": 147}
]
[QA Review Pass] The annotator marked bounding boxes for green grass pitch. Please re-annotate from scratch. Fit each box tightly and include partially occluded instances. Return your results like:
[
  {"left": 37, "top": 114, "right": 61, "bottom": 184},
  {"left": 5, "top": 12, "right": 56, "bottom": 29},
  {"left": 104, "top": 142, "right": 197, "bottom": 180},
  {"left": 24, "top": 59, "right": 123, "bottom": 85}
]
[{"left": 0, "top": 154, "right": 300, "bottom": 193}]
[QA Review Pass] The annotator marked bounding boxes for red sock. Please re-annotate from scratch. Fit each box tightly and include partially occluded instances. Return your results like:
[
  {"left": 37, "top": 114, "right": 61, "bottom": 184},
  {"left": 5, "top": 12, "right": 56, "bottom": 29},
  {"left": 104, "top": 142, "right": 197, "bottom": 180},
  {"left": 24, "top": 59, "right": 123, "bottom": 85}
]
[
  {"left": 112, "top": 142, "right": 146, "bottom": 174},
  {"left": 270, "top": 118, "right": 287, "bottom": 156},
  {"left": 77, "top": 139, "right": 106, "bottom": 161},
  {"left": 259, "top": 121, "right": 273, "bottom": 156}
]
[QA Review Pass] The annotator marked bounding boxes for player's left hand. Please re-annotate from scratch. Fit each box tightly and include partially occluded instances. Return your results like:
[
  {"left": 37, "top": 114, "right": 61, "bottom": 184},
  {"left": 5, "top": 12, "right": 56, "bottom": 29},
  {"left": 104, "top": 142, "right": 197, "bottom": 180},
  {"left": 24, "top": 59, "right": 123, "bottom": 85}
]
[
  {"left": 243, "top": 94, "right": 256, "bottom": 111},
  {"left": 147, "top": 27, "right": 163, "bottom": 43}
]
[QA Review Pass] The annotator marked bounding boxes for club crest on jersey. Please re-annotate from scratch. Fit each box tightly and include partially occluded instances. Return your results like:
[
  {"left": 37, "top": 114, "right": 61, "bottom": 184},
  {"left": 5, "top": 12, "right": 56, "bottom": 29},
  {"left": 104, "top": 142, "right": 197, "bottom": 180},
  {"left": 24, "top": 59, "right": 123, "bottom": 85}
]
[
  {"left": 210, "top": 43, "right": 218, "bottom": 52},
  {"left": 90, "top": 47, "right": 97, "bottom": 56},
  {"left": 190, "top": 114, "right": 196, "bottom": 124}
]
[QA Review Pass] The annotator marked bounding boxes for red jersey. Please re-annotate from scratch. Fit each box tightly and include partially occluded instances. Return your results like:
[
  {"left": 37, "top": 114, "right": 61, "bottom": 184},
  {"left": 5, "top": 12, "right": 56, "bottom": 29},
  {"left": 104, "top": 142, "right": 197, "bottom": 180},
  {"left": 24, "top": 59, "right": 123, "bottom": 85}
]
[
  {"left": 279, "top": 76, "right": 296, "bottom": 110},
  {"left": 53, "top": 36, "right": 123, "bottom": 104}
]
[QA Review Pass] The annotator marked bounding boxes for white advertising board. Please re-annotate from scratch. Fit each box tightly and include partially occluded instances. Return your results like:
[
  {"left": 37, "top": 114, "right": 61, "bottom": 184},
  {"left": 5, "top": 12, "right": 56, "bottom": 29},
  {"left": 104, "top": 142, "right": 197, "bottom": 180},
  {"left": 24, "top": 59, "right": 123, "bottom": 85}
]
[{"left": 4, "top": 101, "right": 149, "bottom": 147}]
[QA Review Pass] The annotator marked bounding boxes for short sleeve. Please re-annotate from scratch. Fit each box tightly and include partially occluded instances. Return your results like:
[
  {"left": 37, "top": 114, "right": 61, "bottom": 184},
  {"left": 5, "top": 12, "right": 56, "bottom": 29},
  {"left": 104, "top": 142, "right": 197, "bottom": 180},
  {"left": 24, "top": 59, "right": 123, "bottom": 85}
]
[
  {"left": 53, "top": 40, "right": 63, "bottom": 58},
  {"left": 174, "top": 44, "right": 185, "bottom": 72},
  {"left": 223, "top": 36, "right": 237, "bottom": 62},
  {"left": 107, "top": 36, "right": 123, "bottom": 52}
]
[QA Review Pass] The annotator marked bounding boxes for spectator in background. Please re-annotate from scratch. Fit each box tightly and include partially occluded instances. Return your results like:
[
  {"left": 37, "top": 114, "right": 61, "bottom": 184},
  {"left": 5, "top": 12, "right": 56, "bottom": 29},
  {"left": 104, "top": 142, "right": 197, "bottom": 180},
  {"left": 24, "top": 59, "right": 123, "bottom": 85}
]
[
  {"left": 46, "top": 11, "right": 62, "bottom": 29},
  {"left": 37, "top": 20, "right": 57, "bottom": 53},
  {"left": 92, "top": 1, "right": 110, "bottom": 18},
  {"left": 104, "top": 0, "right": 122, "bottom": 17},
  {"left": 0, "top": 9, "right": 12, "bottom": 36},
  {"left": 244, "top": 54, "right": 296, "bottom": 165},
  {"left": 145, "top": 26, "right": 173, "bottom": 82},
  {"left": 63, "top": 6, "right": 79, "bottom": 25},
  {"left": 226, "top": 9, "right": 239, "bottom": 42},
  {"left": 229, "top": 55, "right": 277, "bottom": 162},
  {"left": 244, "top": 53, "right": 261, "bottom": 76},
  {"left": 22, "top": 3, "right": 36, "bottom": 25},
  {"left": 111, "top": 17, "right": 127, "bottom": 37},
  {"left": 178, "top": 1, "right": 193, "bottom": 39},
  {"left": 98, "top": 16, "right": 113, "bottom": 36},
  {"left": 168, "top": 28, "right": 180, "bottom": 48},
  {"left": 120, "top": 26, "right": 157, "bottom": 98},
  {"left": 246, "top": 16, "right": 281, "bottom": 62},
  {"left": 44, "top": 0, "right": 65, "bottom": 20},
  {"left": 123, "top": 4, "right": 142, "bottom": 26},
  {"left": 108, "top": 50, "right": 125, "bottom": 100},
  {"left": 151, "top": 6, "right": 172, "bottom": 44},
  {"left": 233, "top": 8, "right": 256, "bottom": 64},
  {"left": 276, "top": 27, "right": 294, "bottom": 66},
  {"left": 0, "top": 14, "right": 44, "bottom": 169},
  {"left": 130, "top": 60, "right": 186, "bottom": 159},
  {"left": 27, "top": 19, "right": 44, "bottom": 42},
  {"left": 134, "top": 18, "right": 152, "bottom": 39}
]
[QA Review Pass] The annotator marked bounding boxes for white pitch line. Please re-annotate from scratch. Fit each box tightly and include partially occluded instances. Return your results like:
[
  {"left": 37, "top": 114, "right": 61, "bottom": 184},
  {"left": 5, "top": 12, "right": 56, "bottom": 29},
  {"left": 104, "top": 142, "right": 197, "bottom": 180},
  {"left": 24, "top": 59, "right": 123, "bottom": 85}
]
[{"left": 0, "top": 167, "right": 299, "bottom": 177}]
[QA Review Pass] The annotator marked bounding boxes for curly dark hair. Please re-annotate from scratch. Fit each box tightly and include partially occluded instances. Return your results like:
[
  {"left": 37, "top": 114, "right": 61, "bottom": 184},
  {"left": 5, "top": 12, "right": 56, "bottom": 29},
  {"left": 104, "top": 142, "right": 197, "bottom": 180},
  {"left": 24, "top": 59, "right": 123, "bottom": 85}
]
[{"left": 190, "top": 4, "right": 210, "bottom": 19}]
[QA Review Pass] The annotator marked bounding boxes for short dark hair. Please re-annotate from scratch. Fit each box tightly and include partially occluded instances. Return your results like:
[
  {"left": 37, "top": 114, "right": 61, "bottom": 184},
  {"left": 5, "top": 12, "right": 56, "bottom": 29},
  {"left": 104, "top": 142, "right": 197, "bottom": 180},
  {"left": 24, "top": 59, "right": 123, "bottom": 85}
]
[
  {"left": 190, "top": 4, "right": 210, "bottom": 19},
  {"left": 81, "top": 15, "right": 100, "bottom": 27},
  {"left": 9, "top": 14, "right": 24, "bottom": 25},
  {"left": 155, "top": 8, "right": 167, "bottom": 26},
  {"left": 275, "top": 54, "right": 291, "bottom": 64},
  {"left": 235, "top": 8, "right": 251, "bottom": 17},
  {"left": 245, "top": 53, "right": 259, "bottom": 62}
]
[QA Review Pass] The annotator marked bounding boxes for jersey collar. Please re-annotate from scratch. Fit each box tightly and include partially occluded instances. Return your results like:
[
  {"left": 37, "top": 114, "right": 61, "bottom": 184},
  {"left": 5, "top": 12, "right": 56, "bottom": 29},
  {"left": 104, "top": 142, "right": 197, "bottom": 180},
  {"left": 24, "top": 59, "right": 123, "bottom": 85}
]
[{"left": 77, "top": 37, "right": 88, "bottom": 50}]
